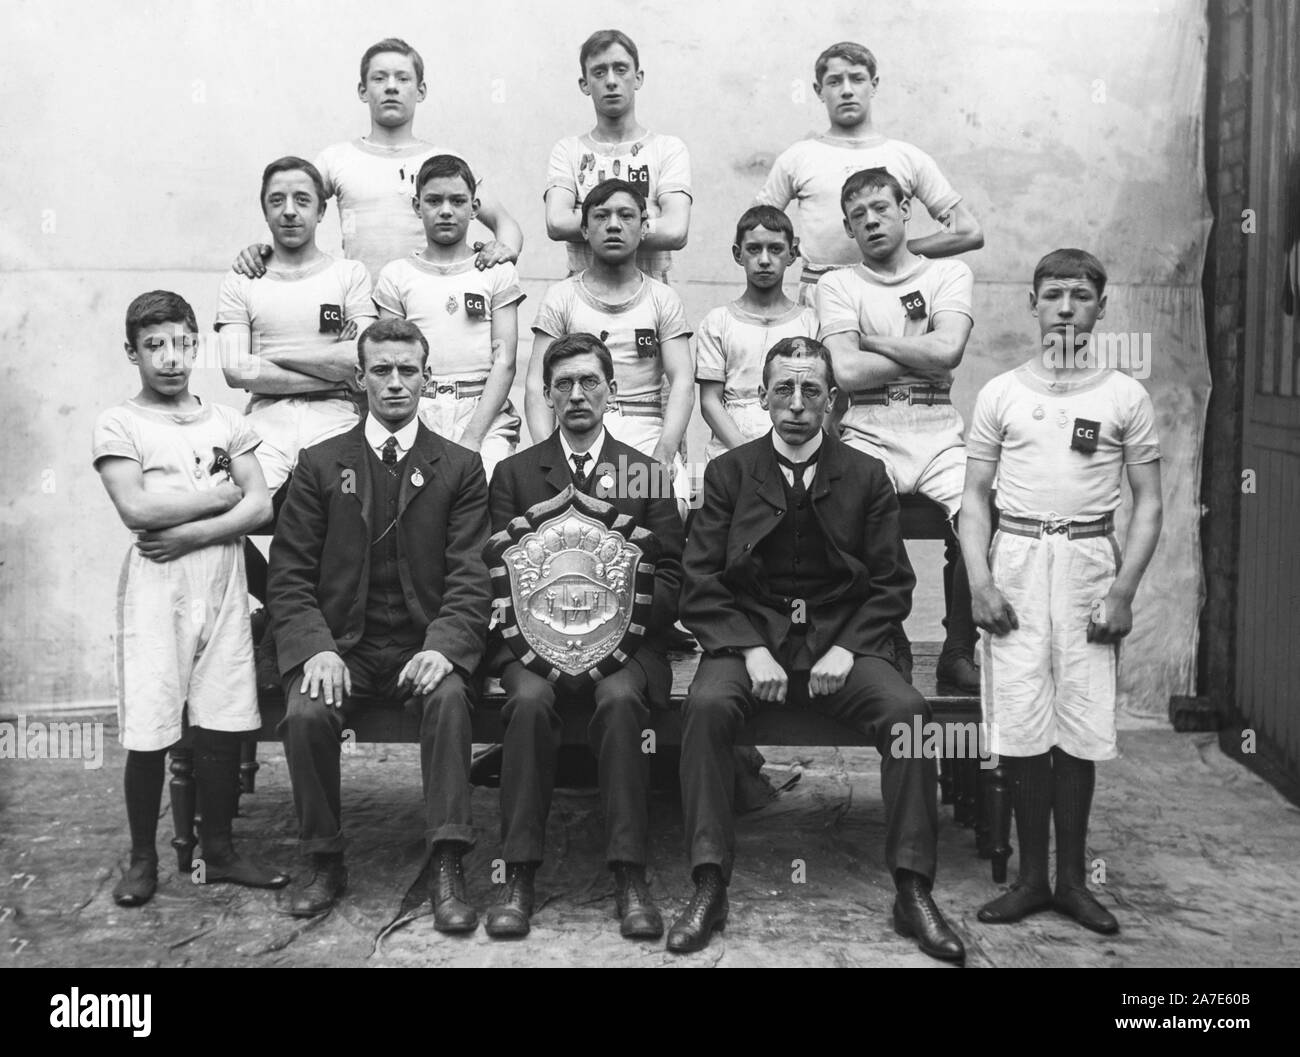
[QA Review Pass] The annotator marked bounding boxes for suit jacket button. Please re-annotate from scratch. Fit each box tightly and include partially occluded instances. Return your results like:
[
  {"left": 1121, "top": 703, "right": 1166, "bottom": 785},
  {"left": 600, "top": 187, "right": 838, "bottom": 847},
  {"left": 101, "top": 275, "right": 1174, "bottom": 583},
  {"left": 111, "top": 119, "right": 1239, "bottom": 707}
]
[{"left": 744, "top": 543, "right": 751, "bottom": 550}]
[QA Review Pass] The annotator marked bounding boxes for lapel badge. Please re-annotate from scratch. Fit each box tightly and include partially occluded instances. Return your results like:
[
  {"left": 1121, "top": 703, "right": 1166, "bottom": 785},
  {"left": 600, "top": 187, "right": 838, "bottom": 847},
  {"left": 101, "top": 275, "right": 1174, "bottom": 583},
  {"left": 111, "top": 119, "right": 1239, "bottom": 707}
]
[
  {"left": 599, "top": 473, "right": 615, "bottom": 492},
  {"left": 411, "top": 469, "right": 424, "bottom": 487},
  {"left": 445, "top": 295, "right": 458, "bottom": 315}
]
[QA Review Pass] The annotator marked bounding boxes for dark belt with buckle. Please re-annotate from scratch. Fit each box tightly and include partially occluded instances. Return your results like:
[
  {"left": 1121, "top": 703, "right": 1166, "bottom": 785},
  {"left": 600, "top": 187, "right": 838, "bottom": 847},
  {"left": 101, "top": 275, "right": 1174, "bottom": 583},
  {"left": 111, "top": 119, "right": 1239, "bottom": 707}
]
[
  {"left": 850, "top": 384, "right": 952, "bottom": 407},
  {"left": 295, "top": 388, "right": 355, "bottom": 402},
  {"left": 423, "top": 378, "right": 487, "bottom": 399},
  {"left": 998, "top": 513, "right": 1114, "bottom": 539}
]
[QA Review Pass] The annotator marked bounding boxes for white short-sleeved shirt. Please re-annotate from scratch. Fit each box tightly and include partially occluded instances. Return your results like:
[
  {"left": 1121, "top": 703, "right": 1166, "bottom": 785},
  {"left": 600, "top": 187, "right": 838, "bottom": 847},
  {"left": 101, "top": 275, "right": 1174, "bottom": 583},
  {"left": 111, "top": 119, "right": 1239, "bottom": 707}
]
[
  {"left": 215, "top": 254, "right": 375, "bottom": 392},
  {"left": 816, "top": 256, "right": 974, "bottom": 386},
  {"left": 694, "top": 302, "right": 819, "bottom": 404},
  {"left": 546, "top": 132, "right": 692, "bottom": 276},
  {"left": 315, "top": 139, "right": 483, "bottom": 281},
  {"left": 966, "top": 363, "right": 1162, "bottom": 521},
  {"left": 532, "top": 273, "right": 691, "bottom": 403},
  {"left": 92, "top": 398, "right": 261, "bottom": 501},
  {"left": 756, "top": 135, "right": 962, "bottom": 274},
  {"left": 373, "top": 254, "right": 524, "bottom": 379}
]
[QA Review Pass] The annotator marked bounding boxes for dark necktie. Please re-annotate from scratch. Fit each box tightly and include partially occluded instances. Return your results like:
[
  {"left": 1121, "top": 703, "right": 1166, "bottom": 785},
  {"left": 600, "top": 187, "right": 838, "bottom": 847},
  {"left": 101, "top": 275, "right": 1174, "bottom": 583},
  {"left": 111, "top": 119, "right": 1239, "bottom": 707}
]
[
  {"left": 571, "top": 451, "right": 591, "bottom": 489},
  {"left": 381, "top": 436, "right": 398, "bottom": 467},
  {"left": 775, "top": 448, "right": 820, "bottom": 505}
]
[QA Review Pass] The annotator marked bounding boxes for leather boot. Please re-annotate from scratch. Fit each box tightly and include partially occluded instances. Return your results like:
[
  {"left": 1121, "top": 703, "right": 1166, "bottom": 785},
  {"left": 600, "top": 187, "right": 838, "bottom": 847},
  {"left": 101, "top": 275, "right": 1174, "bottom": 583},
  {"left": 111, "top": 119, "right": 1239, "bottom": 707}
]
[
  {"left": 112, "top": 851, "right": 158, "bottom": 908},
  {"left": 430, "top": 842, "right": 478, "bottom": 933},
  {"left": 289, "top": 853, "right": 346, "bottom": 917},
  {"left": 194, "top": 728, "right": 289, "bottom": 889},
  {"left": 612, "top": 863, "right": 664, "bottom": 939},
  {"left": 893, "top": 870, "right": 965, "bottom": 963},
  {"left": 937, "top": 527, "right": 981, "bottom": 694},
  {"left": 666, "top": 864, "right": 728, "bottom": 954},
  {"left": 485, "top": 862, "right": 536, "bottom": 939}
]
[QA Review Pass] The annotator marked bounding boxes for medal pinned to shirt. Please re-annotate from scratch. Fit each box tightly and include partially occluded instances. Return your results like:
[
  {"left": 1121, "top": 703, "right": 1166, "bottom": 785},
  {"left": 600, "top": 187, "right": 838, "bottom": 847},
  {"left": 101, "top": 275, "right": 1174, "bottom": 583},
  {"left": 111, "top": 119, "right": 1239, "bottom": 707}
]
[
  {"left": 445, "top": 295, "right": 459, "bottom": 315},
  {"left": 1032, "top": 405, "right": 1046, "bottom": 421},
  {"left": 411, "top": 468, "right": 425, "bottom": 488}
]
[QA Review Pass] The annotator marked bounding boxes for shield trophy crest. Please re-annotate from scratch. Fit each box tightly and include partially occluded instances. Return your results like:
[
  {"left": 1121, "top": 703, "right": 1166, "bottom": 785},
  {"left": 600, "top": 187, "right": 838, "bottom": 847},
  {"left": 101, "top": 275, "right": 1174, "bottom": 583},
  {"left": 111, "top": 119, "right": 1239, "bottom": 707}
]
[{"left": 485, "top": 486, "right": 661, "bottom": 687}]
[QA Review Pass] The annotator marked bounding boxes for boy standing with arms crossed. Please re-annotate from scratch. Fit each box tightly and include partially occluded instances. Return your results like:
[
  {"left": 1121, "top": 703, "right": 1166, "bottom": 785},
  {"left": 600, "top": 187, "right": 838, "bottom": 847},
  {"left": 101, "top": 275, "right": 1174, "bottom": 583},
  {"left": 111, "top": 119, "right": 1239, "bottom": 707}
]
[
  {"left": 961, "top": 249, "right": 1162, "bottom": 934},
  {"left": 94, "top": 291, "right": 290, "bottom": 907},
  {"left": 373, "top": 154, "right": 524, "bottom": 480},
  {"left": 544, "top": 29, "right": 692, "bottom": 283},
  {"left": 758, "top": 41, "right": 982, "bottom": 305},
  {"left": 818, "top": 167, "right": 979, "bottom": 691},
  {"left": 235, "top": 38, "right": 523, "bottom": 283},
  {"left": 695, "top": 205, "right": 818, "bottom": 460}
]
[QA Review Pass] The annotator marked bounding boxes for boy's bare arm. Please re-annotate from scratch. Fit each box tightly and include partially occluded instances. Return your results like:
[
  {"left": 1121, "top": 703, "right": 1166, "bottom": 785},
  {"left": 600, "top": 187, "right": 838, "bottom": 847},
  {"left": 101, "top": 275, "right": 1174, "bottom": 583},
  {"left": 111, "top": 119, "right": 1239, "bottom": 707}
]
[
  {"left": 96, "top": 456, "right": 241, "bottom": 533},
  {"left": 960, "top": 456, "right": 1018, "bottom": 635},
  {"left": 699, "top": 381, "right": 749, "bottom": 450},
  {"left": 219, "top": 323, "right": 340, "bottom": 394},
  {"left": 133, "top": 451, "right": 273, "bottom": 562},
  {"left": 907, "top": 202, "right": 984, "bottom": 259},
  {"left": 544, "top": 187, "right": 586, "bottom": 244},
  {"left": 1095, "top": 460, "right": 1163, "bottom": 642},
  {"left": 461, "top": 307, "right": 520, "bottom": 449},
  {"left": 858, "top": 312, "right": 973, "bottom": 375},
  {"left": 822, "top": 331, "right": 908, "bottom": 390},
  {"left": 524, "top": 332, "right": 557, "bottom": 443},
  {"left": 261, "top": 319, "right": 368, "bottom": 384},
  {"left": 473, "top": 193, "right": 524, "bottom": 266},
  {"left": 654, "top": 335, "right": 694, "bottom": 465},
  {"left": 642, "top": 192, "right": 690, "bottom": 252}
]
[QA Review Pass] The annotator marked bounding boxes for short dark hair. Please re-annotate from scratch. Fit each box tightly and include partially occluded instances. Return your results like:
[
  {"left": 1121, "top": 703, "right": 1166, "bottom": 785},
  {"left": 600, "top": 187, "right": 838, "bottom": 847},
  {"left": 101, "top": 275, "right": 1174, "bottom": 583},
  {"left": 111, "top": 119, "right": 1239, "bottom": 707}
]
[
  {"left": 260, "top": 156, "right": 328, "bottom": 210},
  {"left": 840, "top": 166, "right": 906, "bottom": 215},
  {"left": 357, "top": 317, "right": 429, "bottom": 366},
  {"left": 360, "top": 37, "right": 424, "bottom": 85},
  {"left": 762, "top": 335, "right": 839, "bottom": 391},
  {"left": 1033, "top": 248, "right": 1108, "bottom": 297},
  {"left": 814, "top": 41, "right": 878, "bottom": 83},
  {"left": 734, "top": 205, "right": 796, "bottom": 248},
  {"left": 125, "top": 290, "right": 198, "bottom": 348},
  {"left": 543, "top": 333, "right": 616, "bottom": 387},
  {"left": 580, "top": 178, "right": 646, "bottom": 227},
  {"left": 416, "top": 154, "right": 476, "bottom": 196},
  {"left": 579, "top": 29, "right": 639, "bottom": 74}
]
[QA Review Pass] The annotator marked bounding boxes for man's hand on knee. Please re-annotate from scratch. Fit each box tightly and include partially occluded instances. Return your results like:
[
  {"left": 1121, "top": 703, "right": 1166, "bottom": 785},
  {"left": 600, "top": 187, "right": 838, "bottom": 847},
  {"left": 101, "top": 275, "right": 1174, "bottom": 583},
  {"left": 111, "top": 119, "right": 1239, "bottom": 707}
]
[
  {"left": 743, "top": 646, "right": 788, "bottom": 704},
  {"left": 399, "top": 650, "right": 454, "bottom": 696},
  {"left": 809, "top": 644, "right": 854, "bottom": 698},
  {"left": 301, "top": 651, "right": 351, "bottom": 707}
]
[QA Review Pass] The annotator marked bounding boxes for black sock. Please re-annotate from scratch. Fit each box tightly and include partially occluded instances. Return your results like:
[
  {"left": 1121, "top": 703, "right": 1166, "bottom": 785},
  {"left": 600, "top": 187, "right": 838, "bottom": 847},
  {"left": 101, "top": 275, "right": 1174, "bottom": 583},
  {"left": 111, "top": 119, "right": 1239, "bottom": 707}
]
[
  {"left": 1051, "top": 747, "right": 1096, "bottom": 890},
  {"left": 193, "top": 727, "right": 243, "bottom": 847},
  {"left": 123, "top": 749, "right": 167, "bottom": 858},
  {"left": 1010, "top": 753, "right": 1053, "bottom": 888}
]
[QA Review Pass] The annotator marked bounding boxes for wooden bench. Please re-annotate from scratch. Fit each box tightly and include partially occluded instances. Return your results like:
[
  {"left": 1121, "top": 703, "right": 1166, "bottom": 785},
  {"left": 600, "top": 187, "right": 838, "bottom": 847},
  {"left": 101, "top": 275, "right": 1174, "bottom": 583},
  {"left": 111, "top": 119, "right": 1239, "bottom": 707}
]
[{"left": 176, "top": 494, "right": 1011, "bottom": 882}]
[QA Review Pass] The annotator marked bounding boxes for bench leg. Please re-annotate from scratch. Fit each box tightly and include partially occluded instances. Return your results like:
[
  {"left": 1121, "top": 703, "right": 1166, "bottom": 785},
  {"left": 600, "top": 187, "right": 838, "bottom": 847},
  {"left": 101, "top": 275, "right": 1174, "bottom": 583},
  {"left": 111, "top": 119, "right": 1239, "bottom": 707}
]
[
  {"left": 952, "top": 757, "right": 978, "bottom": 828},
  {"left": 169, "top": 746, "right": 197, "bottom": 873},
  {"left": 975, "top": 764, "right": 992, "bottom": 857},
  {"left": 938, "top": 755, "right": 954, "bottom": 806},
  {"left": 239, "top": 736, "right": 260, "bottom": 795},
  {"left": 988, "top": 760, "right": 1013, "bottom": 883}
]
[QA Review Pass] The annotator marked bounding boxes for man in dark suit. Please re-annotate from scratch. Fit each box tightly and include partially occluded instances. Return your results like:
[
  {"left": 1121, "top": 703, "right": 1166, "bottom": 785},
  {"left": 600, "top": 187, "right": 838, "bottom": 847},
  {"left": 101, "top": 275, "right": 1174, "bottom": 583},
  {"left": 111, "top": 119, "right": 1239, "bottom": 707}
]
[
  {"left": 667, "top": 335, "right": 965, "bottom": 962},
  {"left": 483, "top": 332, "right": 684, "bottom": 941},
  {"left": 269, "top": 317, "right": 491, "bottom": 926}
]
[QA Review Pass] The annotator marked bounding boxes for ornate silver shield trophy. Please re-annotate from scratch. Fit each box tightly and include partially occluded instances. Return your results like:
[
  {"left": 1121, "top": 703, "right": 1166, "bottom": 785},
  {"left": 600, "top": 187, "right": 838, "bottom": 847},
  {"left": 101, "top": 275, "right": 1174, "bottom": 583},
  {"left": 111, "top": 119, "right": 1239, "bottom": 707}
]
[{"left": 486, "top": 487, "right": 660, "bottom": 686}]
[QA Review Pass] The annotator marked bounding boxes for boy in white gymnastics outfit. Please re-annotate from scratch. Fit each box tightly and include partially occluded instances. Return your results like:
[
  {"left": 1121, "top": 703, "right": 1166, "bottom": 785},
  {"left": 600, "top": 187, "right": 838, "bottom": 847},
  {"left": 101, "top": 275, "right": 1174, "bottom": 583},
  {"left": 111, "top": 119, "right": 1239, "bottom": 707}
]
[
  {"left": 696, "top": 206, "right": 818, "bottom": 460},
  {"left": 93, "top": 291, "right": 290, "bottom": 908},
  {"left": 545, "top": 29, "right": 691, "bottom": 283},
  {"left": 817, "top": 166, "right": 979, "bottom": 692},
  {"left": 235, "top": 38, "right": 523, "bottom": 283},
  {"left": 218, "top": 156, "right": 376, "bottom": 498},
  {"left": 528, "top": 179, "right": 692, "bottom": 503},
  {"left": 373, "top": 154, "right": 524, "bottom": 480},
  {"left": 961, "top": 249, "right": 1162, "bottom": 936},
  {"left": 758, "top": 41, "right": 982, "bottom": 306}
]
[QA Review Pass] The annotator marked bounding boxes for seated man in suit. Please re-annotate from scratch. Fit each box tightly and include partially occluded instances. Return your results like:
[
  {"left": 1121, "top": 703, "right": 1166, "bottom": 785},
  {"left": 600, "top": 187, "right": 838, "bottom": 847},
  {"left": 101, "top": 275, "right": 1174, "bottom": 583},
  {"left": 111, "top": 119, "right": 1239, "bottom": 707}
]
[
  {"left": 484, "top": 332, "right": 685, "bottom": 940},
  {"left": 269, "top": 317, "right": 492, "bottom": 926},
  {"left": 667, "top": 335, "right": 965, "bottom": 962}
]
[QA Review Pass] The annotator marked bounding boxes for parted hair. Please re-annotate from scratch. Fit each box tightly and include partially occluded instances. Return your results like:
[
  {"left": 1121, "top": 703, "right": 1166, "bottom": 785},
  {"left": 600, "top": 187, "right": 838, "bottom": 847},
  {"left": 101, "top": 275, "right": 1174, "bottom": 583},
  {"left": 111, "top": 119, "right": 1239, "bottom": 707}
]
[
  {"left": 840, "top": 166, "right": 907, "bottom": 214},
  {"left": 580, "top": 178, "right": 647, "bottom": 226},
  {"left": 357, "top": 317, "right": 429, "bottom": 366},
  {"left": 815, "top": 41, "right": 878, "bottom": 82},
  {"left": 543, "top": 332, "right": 616, "bottom": 387},
  {"left": 125, "top": 290, "right": 198, "bottom": 347},
  {"left": 360, "top": 37, "right": 424, "bottom": 85},
  {"left": 1032, "top": 248, "right": 1108, "bottom": 296},
  {"left": 734, "top": 205, "right": 796, "bottom": 248},
  {"left": 416, "top": 154, "right": 476, "bottom": 196},
  {"left": 579, "top": 29, "right": 639, "bottom": 73},
  {"left": 260, "top": 156, "right": 327, "bottom": 210},
  {"left": 762, "top": 335, "right": 839, "bottom": 391}
]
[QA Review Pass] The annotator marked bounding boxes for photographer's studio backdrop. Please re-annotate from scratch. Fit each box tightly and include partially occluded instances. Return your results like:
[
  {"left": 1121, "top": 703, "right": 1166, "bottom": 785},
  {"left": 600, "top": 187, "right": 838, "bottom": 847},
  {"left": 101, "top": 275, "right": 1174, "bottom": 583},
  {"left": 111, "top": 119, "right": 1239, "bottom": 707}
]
[{"left": 0, "top": 0, "right": 1210, "bottom": 724}]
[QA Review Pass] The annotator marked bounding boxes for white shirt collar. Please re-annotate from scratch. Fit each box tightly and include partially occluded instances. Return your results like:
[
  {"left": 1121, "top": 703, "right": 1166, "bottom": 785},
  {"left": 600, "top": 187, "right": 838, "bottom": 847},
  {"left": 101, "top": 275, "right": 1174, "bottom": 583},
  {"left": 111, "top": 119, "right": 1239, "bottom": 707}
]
[
  {"left": 772, "top": 429, "right": 825, "bottom": 487},
  {"left": 364, "top": 414, "right": 420, "bottom": 458},
  {"left": 558, "top": 426, "right": 606, "bottom": 469}
]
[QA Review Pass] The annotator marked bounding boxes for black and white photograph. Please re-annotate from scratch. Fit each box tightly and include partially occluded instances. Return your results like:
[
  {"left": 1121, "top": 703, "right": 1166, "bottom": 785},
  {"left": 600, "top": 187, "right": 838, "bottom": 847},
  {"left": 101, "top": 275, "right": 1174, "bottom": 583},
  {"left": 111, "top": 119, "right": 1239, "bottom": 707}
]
[{"left": 0, "top": 0, "right": 1295, "bottom": 1002}]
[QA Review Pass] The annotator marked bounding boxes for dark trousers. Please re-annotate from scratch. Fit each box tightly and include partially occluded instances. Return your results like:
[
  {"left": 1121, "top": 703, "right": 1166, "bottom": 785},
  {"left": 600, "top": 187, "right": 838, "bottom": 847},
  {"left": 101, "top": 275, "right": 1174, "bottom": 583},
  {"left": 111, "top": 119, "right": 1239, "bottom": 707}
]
[
  {"left": 680, "top": 654, "right": 938, "bottom": 883},
  {"left": 497, "top": 650, "right": 666, "bottom": 866},
  {"left": 279, "top": 638, "right": 474, "bottom": 855}
]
